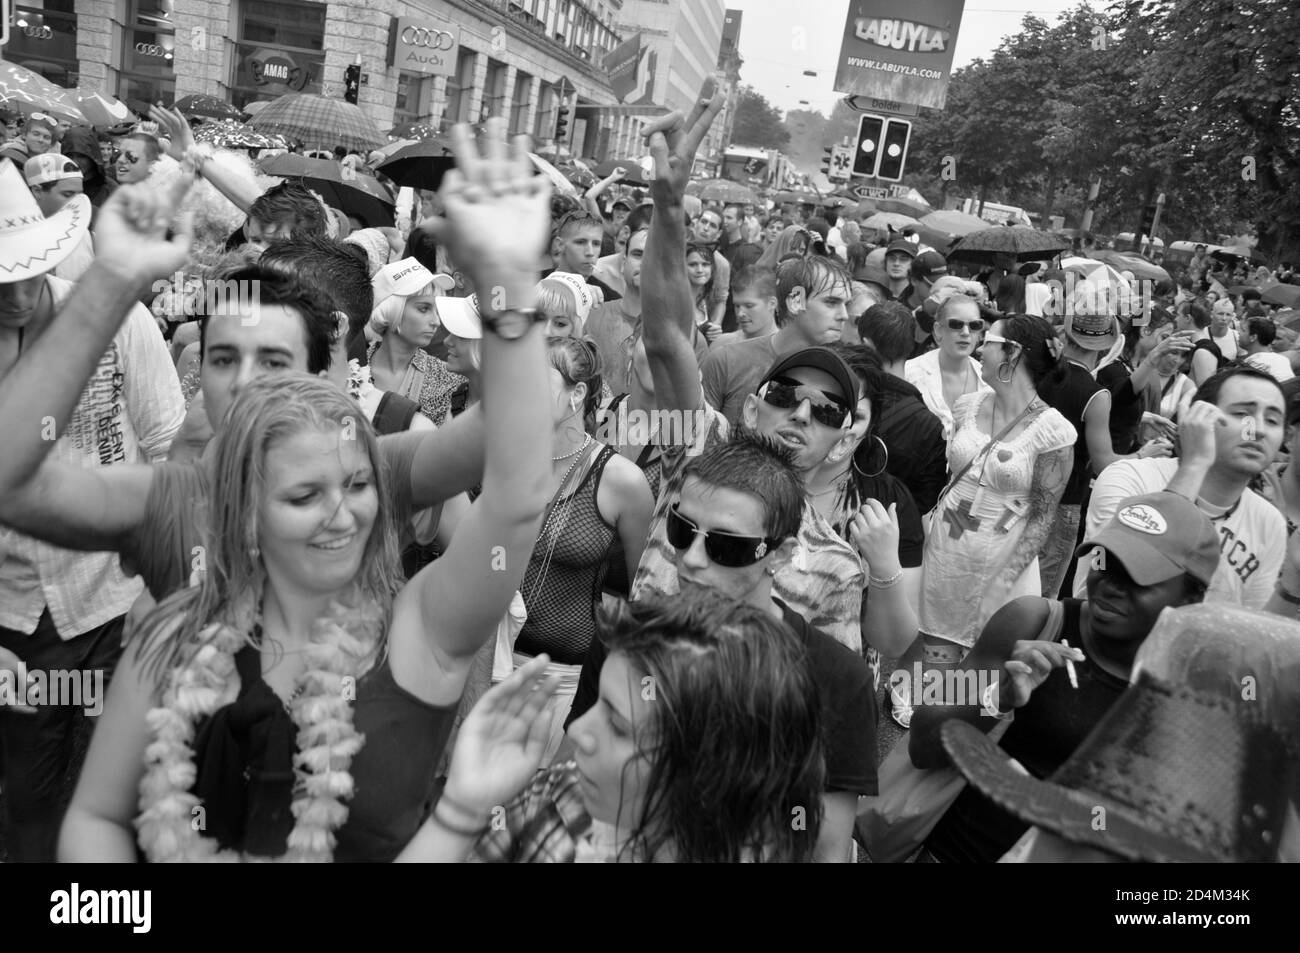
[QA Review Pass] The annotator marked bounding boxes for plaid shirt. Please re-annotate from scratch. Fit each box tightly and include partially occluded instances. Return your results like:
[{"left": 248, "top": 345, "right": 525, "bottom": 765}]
[
  {"left": 0, "top": 276, "right": 184, "bottom": 637},
  {"left": 469, "top": 763, "right": 595, "bottom": 863}
]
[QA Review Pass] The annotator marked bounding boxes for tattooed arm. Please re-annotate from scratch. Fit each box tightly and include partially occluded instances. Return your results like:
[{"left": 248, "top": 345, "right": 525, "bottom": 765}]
[{"left": 992, "top": 445, "right": 1073, "bottom": 594}]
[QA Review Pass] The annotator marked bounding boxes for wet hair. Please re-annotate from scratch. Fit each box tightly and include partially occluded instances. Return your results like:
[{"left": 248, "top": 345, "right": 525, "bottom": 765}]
[
  {"left": 757, "top": 226, "right": 814, "bottom": 270},
  {"left": 598, "top": 592, "right": 825, "bottom": 863},
  {"left": 994, "top": 273, "right": 1026, "bottom": 314},
  {"left": 685, "top": 242, "right": 716, "bottom": 307},
  {"left": 1191, "top": 365, "right": 1285, "bottom": 409},
  {"left": 259, "top": 236, "right": 373, "bottom": 338},
  {"left": 547, "top": 335, "right": 603, "bottom": 432},
  {"left": 554, "top": 208, "right": 605, "bottom": 240},
  {"left": 857, "top": 301, "right": 915, "bottom": 364},
  {"left": 248, "top": 181, "right": 328, "bottom": 240},
  {"left": 681, "top": 431, "right": 803, "bottom": 540},
  {"left": 624, "top": 203, "right": 654, "bottom": 240},
  {"left": 196, "top": 265, "right": 338, "bottom": 375},
  {"left": 137, "top": 375, "right": 402, "bottom": 684},
  {"left": 774, "top": 255, "right": 851, "bottom": 326},
  {"left": 1244, "top": 316, "right": 1276, "bottom": 347},
  {"left": 996, "top": 314, "right": 1065, "bottom": 390},
  {"left": 403, "top": 227, "right": 439, "bottom": 274},
  {"left": 732, "top": 265, "right": 776, "bottom": 300},
  {"left": 1188, "top": 300, "right": 1212, "bottom": 330},
  {"left": 846, "top": 242, "right": 870, "bottom": 275}
]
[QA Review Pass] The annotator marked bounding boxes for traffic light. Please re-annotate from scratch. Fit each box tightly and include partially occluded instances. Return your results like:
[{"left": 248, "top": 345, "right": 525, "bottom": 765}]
[
  {"left": 821, "top": 145, "right": 834, "bottom": 177},
  {"left": 875, "top": 119, "right": 911, "bottom": 182},
  {"left": 344, "top": 64, "right": 360, "bottom": 105},
  {"left": 1137, "top": 202, "right": 1158, "bottom": 244},
  {"left": 852, "top": 115, "right": 884, "bottom": 177},
  {"left": 555, "top": 104, "right": 570, "bottom": 140}
]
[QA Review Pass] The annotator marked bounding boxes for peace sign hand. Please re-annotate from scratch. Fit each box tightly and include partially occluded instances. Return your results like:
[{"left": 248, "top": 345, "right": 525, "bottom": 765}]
[{"left": 641, "top": 80, "right": 725, "bottom": 207}]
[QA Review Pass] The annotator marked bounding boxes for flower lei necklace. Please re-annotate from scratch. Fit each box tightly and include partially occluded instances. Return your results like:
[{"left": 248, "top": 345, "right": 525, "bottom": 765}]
[
  {"left": 135, "top": 596, "right": 383, "bottom": 862},
  {"left": 346, "top": 359, "right": 376, "bottom": 403}
]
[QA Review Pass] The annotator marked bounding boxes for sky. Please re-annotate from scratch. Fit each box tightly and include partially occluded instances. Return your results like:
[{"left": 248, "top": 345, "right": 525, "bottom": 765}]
[{"left": 724, "top": 0, "right": 1085, "bottom": 115}]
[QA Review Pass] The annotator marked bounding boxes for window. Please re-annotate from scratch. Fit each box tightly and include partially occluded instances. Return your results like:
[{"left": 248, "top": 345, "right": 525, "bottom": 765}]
[
  {"left": 394, "top": 72, "right": 433, "bottom": 125},
  {"left": 7, "top": 0, "right": 79, "bottom": 89},
  {"left": 230, "top": 0, "right": 327, "bottom": 110},
  {"left": 510, "top": 71, "right": 533, "bottom": 136},
  {"left": 444, "top": 49, "right": 477, "bottom": 125},
  {"left": 118, "top": 0, "right": 176, "bottom": 107},
  {"left": 483, "top": 60, "right": 508, "bottom": 121},
  {"left": 533, "top": 83, "right": 557, "bottom": 140}
]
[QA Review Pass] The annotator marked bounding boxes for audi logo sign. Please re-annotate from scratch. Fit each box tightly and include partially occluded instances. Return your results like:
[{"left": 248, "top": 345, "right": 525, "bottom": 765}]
[
  {"left": 135, "top": 42, "right": 171, "bottom": 58},
  {"left": 400, "top": 27, "right": 455, "bottom": 50},
  {"left": 24, "top": 24, "right": 53, "bottom": 40},
  {"left": 388, "top": 16, "right": 459, "bottom": 78}
]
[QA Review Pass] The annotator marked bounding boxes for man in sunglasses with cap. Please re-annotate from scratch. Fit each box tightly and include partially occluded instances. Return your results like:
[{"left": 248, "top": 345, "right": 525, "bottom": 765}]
[{"left": 624, "top": 81, "right": 883, "bottom": 656}]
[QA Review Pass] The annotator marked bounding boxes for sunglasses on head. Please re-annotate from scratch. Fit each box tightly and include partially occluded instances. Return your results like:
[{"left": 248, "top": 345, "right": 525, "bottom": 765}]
[
  {"left": 666, "top": 505, "right": 782, "bottom": 568},
  {"left": 760, "top": 376, "right": 851, "bottom": 429},
  {"left": 946, "top": 318, "right": 985, "bottom": 333}
]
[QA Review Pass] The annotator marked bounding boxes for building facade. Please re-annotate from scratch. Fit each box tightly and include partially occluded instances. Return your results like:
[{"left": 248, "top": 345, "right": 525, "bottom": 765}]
[{"left": 5, "top": 0, "right": 633, "bottom": 158}]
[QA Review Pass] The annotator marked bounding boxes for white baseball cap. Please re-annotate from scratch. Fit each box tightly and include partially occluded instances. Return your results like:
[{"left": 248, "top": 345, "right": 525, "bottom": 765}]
[
  {"left": 437, "top": 294, "right": 482, "bottom": 340},
  {"left": 371, "top": 258, "right": 454, "bottom": 304},
  {"left": 24, "top": 153, "right": 83, "bottom": 187}
]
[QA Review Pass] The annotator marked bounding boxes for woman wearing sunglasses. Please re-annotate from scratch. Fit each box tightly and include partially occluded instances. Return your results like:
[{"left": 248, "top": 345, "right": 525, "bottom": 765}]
[
  {"left": 901, "top": 316, "right": 1076, "bottom": 725},
  {"left": 905, "top": 295, "right": 993, "bottom": 443}
]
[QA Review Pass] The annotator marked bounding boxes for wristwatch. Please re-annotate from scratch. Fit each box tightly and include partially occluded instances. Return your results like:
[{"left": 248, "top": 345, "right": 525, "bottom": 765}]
[{"left": 479, "top": 307, "right": 545, "bottom": 340}]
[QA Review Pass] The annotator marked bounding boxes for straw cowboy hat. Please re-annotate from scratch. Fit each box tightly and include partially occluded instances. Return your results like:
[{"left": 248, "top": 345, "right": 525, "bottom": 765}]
[{"left": 0, "top": 160, "right": 91, "bottom": 283}]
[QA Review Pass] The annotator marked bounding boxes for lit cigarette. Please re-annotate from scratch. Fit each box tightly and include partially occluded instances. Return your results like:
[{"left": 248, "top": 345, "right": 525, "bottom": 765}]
[{"left": 1061, "top": 640, "right": 1079, "bottom": 689}]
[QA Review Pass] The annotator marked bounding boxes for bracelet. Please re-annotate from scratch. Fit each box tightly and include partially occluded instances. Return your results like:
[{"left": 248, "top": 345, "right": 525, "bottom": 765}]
[
  {"left": 430, "top": 805, "right": 489, "bottom": 839},
  {"left": 982, "top": 681, "right": 1014, "bottom": 719},
  {"left": 1274, "top": 583, "right": 1300, "bottom": 606},
  {"left": 869, "top": 568, "right": 903, "bottom": 589}
]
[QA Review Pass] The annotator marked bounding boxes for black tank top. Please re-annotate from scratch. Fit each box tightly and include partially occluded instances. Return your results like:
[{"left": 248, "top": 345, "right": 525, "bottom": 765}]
[{"left": 515, "top": 445, "right": 619, "bottom": 665}]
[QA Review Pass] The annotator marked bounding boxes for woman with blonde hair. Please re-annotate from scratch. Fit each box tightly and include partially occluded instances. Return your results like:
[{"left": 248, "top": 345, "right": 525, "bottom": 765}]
[
  {"left": 58, "top": 118, "right": 558, "bottom": 863},
  {"left": 536, "top": 270, "right": 597, "bottom": 338}
]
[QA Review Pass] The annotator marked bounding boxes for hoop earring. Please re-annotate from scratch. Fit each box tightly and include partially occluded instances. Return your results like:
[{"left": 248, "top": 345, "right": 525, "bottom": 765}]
[
  {"left": 997, "top": 360, "right": 1014, "bottom": 384},
  {"left": 852, "top": 434, "right": 889, "bottom": 479}
]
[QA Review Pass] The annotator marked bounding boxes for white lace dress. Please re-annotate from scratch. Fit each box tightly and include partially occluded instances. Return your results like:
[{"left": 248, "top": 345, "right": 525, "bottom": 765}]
[{"left": 918, "top": 391, "right": 1076, "bottom": 649}]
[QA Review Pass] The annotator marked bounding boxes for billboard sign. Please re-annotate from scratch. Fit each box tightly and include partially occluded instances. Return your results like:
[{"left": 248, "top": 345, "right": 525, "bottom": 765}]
[
  {"left": 834, "top": 0, "right": 966, "bottom": 110},
  {"left": 606, "top": 34, "right": 642, "bottom": 102},
  {"left": 387, "top": 17, "right": 460, "bottom": 78}
]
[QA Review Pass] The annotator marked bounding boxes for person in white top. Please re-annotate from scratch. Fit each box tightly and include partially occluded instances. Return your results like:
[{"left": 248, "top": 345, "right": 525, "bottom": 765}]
[
  {"left": 1070, "top": 369, "right": 1288, "bottom": 609},
  {"left": 1238, "top": 316, "right": 1294, "bottom": 382},
  {"left": 1209, "top": 297, "right": 1240, "bottom": 360},
  {"left": 905, "top": 296, "right": 991, "bottom": 442}
]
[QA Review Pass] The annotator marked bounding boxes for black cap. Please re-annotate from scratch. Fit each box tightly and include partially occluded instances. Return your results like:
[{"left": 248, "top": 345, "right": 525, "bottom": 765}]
[
  {"left": 885, "top": 239, "right": 917, "bottom": 259},
  {"left": 757, "top": 347, "right": 859, "bottom": 410}
]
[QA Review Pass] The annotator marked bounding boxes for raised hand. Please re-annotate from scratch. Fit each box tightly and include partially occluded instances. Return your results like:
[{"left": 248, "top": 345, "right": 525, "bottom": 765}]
[
  {"left": 442, "top": 655, "right": 561, "bottom": 815},
  {"left": 428, "top": 117, "right": 551, "bottom": 309},
  {"left": 1177, "top": 400, "right": 1229, "bottom": 471},
  {"left": 92, "top": 164, "right": 195, "bottom": 287},
  {"left": 642, "top": 80, "right": 724, "bottom": 207},
  {"left": 148, "top": 105, "right": 196, "bottom": 161}
]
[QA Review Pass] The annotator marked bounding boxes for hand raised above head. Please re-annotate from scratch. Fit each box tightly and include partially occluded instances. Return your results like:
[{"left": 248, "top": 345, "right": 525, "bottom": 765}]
[
  {"left": 92, "top": 163, "right": 196, "bottom": 286},
  {"left": 642, "top": 79, "right": 724, "bottom": 206}
]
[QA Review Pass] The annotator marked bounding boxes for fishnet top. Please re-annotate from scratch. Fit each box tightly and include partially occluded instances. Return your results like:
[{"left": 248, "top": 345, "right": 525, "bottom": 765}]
[{"left": 515, "top": 445, "right": 619, "bottom": 665}]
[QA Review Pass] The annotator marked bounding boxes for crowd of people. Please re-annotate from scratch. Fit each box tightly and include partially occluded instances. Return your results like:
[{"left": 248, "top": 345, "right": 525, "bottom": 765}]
[{"left": 0, "top": 83, "right": 1297, "bottom": 864}]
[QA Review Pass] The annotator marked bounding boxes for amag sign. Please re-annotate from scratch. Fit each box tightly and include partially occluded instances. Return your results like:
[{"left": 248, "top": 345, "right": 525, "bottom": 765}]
[{"left": 387, "top": 17, "right": 459, "bottom": 78}]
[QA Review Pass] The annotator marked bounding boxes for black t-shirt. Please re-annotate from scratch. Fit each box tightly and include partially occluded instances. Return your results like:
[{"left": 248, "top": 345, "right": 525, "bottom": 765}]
[
  {"left": 872, "top": 382, "right": 948, "bottom": 516},
  {"left": 566, "top": 599, "right": 879, "bottom": 795},
  {"left": 1096, "top": 359, "right": 1143, "bottom": 456},
  {"left": 1038, "top": 361, "right": 1104, "bottom": 505},
  {"left": 848, "top": 470, "right": 925, "bottom": 569},
  {"left": 924, "top": 600, "right": 1129, "bottom": 862}
]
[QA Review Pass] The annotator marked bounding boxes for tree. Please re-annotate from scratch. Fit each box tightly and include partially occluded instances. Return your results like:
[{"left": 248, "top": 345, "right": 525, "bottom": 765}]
[{"left": 731, "top": 85, "right": 790, "bottom": 151}]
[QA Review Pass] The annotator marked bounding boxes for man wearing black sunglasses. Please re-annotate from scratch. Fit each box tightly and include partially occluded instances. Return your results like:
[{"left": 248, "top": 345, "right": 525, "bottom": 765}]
[
  {"left": 630, "top": 81, "right": 868, "bottom": 655},
  {"left": 564, "top": 433, "right": 878, "bottom": 862}
]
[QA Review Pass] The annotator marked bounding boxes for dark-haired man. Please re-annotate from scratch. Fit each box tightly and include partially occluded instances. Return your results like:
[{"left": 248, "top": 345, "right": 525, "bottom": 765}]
[
  {"left": 701, "top": 255, "right": 852, "bottom": 424},
  {"left": 545, "top": 209, "right": 621, "bottom": 302},
  {"left": 1239, "top": 316, "right": 1293, "bottom": 382},
  {"left": 566, "top": 433, "right": 879, "bottom": 862},
  {"left": 1070, "top": 374, "right": 1287, "bottom": 609},
  {"left": 712, "top": 265, "right": 777, "bottom": 347}
]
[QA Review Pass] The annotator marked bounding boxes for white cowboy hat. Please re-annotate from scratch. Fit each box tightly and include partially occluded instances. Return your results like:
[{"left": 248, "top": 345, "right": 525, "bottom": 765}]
[{"left": 0, "top": 160, "right": 91, "bottom": 284}]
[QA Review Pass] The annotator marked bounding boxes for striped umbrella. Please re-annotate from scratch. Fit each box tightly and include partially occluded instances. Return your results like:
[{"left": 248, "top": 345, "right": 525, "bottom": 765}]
[
  {"left": 0, "top": 62, "right": 85, "bottom": 123},
  {"left": 249, "top": 93, "right": 384, "bottom": 153},
  {"left": 75, "top": 91, "right": 133, "bottom": 128}
]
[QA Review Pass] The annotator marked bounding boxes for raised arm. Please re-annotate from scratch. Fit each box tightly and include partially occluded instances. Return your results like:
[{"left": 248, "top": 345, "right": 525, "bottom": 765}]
[
  {"left": 583, "top": 167, "right": 625, "bottom": 219},
  {"left": 151, "top": 106, "right": 263, "bottom": 214},
  {"left": 0, "top": 173, "right": 195, "bottom": 551},
  {"left": 387, "top": 119, "right": 553, "bottom": 706},
  {"left": 640, "top": 82, "right": 724, "bottom": 415}
]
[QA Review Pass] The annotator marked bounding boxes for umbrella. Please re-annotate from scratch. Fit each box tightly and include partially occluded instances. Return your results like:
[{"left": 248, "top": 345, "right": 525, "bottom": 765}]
[
  {"left": 1211, "top": 245, "right": 1267, "bottom": 265},
  {"left": 242, "top": 100, "right": 271, "bottom": 117},
  {"left": 1260, "top": 283, "right": 1300, "bottom": 309},
  {"left": 75, "top": 92, "right": 132, "bottom": 128},
  {"left": 698, "top": 180, "right": 757, "bottom": 204},
  {"left": 594, "top": 158, "right": 649, "bottom": 186},
  {"left": 852, "top": 199, "right": 879, "bottom": 218},
  {"left": 258, "top": 154, "right": 395, "bottom": 228},
  {"left": 948, "top": 225, "right": 1070, "bottom": 265},
  {"left": 249, "top": 93, "right": 384, "bottom": 153},
  {"left": 556, "top": 162, "right": 596, "bottom": 189},
  {"left": 774, "top": 190, "right": 818, "bottom": 205},
  {"left": 862, "top": 211, "right": 920, "bottom": 232},
  {"left": 821, "top": 195, "right": 857, "bottom": 210},
  {"left": 374, "top": 137, "right": 456, "bottom": 191},
  {"left": 919, "top": 210, "right": 988, "bottom": 237},
  {"left": 194, "top": 119, "right": 289, "bottom": 150},
  {"left": 175, "top": 94, "right": 241, "bottom": 122},
  {"left": 528, "top": 154, "right": 579, "bottom": 198},
  {"left": 1091, "top": 249, "right": 1170, "bottom": 283},
  {"left": 874, "top": 195, "right": 932, "bottom": 218},
  {"left": 0, "top": 62, "right": 85, "bottom": 123},
  {"left": 388, "top": 121, "right": 440, "bottom": 140},
  {"left": 1276, "top": 309, "right": 1300, "bottom": 332}
]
